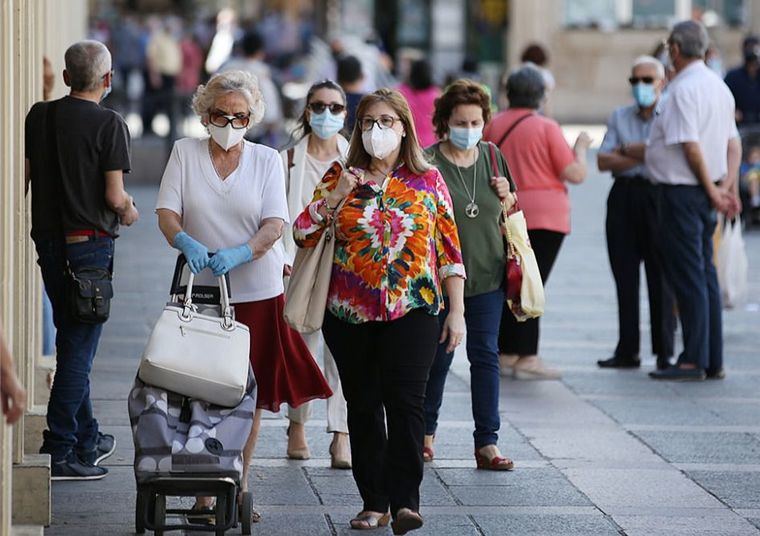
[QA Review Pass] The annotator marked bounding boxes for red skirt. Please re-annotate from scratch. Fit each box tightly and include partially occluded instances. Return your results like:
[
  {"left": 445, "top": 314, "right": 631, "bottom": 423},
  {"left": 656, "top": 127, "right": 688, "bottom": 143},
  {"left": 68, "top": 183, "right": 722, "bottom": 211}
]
[{"left": 235, "top": 294, "right": 332, "bottom": 412}]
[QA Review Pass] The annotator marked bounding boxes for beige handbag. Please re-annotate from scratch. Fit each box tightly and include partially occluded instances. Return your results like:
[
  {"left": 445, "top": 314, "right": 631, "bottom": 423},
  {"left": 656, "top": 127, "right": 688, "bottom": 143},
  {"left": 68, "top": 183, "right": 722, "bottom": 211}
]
[
  {"left": 283, "top": 202, "right": 342, "bottom": 333},
  {"left": 502, "top": 203, "right": 545, "bottom": 321}
]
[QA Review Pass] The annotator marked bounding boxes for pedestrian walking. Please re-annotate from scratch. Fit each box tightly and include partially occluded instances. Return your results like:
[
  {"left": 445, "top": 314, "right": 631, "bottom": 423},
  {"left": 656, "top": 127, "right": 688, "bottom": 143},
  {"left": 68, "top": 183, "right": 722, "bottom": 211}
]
[
  {"left": 220, "top": 30, "right": 284, "bottom": 146},
  {"left": 484, "top": 65, "right": 591, "bottom": 380},
  {"left": 398, "top": 59, "right": 440, "bottom": 148},
  {"left": 724, "top": 35, "right": 760, "bottom": 126},
  {"left": 25, "top": 40, "right": 138, "bottom": 480},
  {"left": 293, "top": 88, "right": 466, "bottom": 534},
  {"left": 155, "top": 70, "right": 332, "bottom": 514},
  {"left": 643, "top": 21, "right": 741, "bottom": 380},
  {"left": 596, "top": 56, "right": 676, "bottom": 371},
  {"left": 422, "top": 80, "right": 517, "bottom": 470},
  {"left": 143, "top": 18, "right": 182, "bottom": 138},
  {"left": 337, "top": 55, "right": 365, "bottom": 135},
  {"left": 279, "top": 80, "right": 351, "bottom": 469}
]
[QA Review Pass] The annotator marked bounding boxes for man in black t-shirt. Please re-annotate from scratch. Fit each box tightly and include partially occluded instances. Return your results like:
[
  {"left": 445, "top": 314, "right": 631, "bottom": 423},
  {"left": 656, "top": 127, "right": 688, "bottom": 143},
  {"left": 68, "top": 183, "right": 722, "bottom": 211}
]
[{"left": 25, "top": 40, "right": 139, "bottom": 481}]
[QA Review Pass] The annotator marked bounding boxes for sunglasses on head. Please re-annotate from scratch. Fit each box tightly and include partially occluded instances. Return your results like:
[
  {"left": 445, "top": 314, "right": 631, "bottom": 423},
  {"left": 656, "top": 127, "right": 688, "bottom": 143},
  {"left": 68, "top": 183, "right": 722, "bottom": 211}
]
[
  {"left": 308, "top": 102, "right": 345, "bottom": 115},
  {"left": 629, "top": 76, "right": 655, "bottom": 85}
]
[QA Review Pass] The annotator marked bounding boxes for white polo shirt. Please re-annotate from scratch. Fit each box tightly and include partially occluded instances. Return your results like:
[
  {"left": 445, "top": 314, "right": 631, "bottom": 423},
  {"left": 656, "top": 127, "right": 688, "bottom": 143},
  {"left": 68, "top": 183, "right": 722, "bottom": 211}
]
[
  {"left": 645, "top": 60, "right": 737, "bottom": 186},
  {"left": 156, "top": 137, "right": 289, "bottom": 303}
]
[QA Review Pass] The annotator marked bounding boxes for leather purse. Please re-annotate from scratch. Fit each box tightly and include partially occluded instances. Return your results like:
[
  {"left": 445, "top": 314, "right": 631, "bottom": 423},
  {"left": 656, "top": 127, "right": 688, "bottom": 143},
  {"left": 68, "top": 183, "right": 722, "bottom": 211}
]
[
  {"left": 138, "top": 271, "right": 251, "bottom": 407},
  {"left": 67, "top": 266, "right": 114, "bottom": 324},
  {"left": 283, "top": 200, "right": 342, "bottom": 333}
]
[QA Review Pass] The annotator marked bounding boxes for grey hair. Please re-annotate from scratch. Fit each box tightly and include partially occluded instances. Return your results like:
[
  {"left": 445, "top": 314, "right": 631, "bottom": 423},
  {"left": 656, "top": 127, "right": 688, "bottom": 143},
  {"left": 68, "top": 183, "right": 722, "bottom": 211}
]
[
  {"left": 669, "top": 20, "right": 709, "bottom": 59},
  {"left": 632, "top": 55, "right": 665, "bottom": 79},
  {"left": 506, "top": 64, "right": 546, "bottom": 110},
  {"left": 191, "top": 70, "right": 265, "bottom": 126},
  {"left": 64, "top": 40, "right": 111, "bottom": 92}
]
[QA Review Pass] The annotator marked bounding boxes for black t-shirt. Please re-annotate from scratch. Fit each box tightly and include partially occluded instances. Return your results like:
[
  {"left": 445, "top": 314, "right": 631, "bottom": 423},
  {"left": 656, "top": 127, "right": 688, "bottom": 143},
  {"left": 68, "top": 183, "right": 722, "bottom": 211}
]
[
  {"left": 25, "top": 96, "right": 131, "bottom": 239},
  {"left": 724, "top": 66, "right": 760, "bottom": 124}
]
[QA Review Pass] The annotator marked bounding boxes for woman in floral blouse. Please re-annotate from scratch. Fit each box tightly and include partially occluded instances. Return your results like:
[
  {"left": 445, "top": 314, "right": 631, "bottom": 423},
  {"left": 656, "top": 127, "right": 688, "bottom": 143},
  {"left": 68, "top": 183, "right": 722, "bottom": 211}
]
[{"left": 294, "top": 88, "right": 466, "bottom": 535}]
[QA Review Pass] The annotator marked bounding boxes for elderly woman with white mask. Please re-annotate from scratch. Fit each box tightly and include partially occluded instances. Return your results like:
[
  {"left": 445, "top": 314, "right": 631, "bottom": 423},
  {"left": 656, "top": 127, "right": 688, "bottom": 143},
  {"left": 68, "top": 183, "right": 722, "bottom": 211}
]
[{"left": 155, "top": 70, "right": 331, "bottom": 516}]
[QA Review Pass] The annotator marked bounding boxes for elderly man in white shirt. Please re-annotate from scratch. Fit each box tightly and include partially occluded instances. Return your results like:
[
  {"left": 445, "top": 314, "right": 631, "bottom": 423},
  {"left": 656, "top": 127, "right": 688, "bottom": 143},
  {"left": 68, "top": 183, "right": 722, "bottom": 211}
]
[{"left": 634, "top": 21, "right": 741, "bottom": 381}]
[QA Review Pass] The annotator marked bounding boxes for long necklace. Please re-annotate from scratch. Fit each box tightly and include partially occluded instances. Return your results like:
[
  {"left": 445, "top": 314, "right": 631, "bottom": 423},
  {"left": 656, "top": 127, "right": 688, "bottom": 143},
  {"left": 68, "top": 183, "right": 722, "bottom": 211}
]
[{"left": 448, "top": 145, "right": 479, "bottom": 218}]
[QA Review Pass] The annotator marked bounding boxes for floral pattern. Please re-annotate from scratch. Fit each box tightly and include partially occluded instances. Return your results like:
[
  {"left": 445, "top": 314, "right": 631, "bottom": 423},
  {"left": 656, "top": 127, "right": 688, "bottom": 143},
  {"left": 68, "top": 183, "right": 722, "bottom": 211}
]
[{"left": 293, "top": 162, "right": 466, "bottom": 324}]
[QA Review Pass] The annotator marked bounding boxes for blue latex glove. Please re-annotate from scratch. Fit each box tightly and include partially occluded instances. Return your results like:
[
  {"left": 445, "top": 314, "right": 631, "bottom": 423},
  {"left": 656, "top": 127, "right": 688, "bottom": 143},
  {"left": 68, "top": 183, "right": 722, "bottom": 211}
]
[
  {"left": 208, "top": 244, "right": 253, "bottom": 276},
  {"left": 173, "top": 231, "right": 209, "bottom": 274}
]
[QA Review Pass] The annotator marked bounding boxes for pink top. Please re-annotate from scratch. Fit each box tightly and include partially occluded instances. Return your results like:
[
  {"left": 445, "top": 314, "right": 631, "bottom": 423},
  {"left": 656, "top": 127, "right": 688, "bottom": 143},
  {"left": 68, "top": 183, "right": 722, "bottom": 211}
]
[
  {"left": 398, "top": 84, "right": 441, "bottom": 149},
  {"left": 484, "top": 108, "right": 575, "bottom": 234}
]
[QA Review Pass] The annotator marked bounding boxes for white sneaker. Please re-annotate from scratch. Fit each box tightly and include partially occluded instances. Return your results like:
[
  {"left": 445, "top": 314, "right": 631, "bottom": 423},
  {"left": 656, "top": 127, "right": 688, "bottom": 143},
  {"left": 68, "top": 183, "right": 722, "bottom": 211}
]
[{"left": 513, "top": 356, "right": 562, "bottom": 380}]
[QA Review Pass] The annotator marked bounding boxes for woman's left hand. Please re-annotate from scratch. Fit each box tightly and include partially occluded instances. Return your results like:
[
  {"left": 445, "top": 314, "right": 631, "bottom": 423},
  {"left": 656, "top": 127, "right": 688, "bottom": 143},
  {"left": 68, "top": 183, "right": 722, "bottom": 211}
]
[
  {"left": 491, "top": 177, "right": 516, "bottom": 209},
  {"left": 440, "top": 310, "right": 466, "bottom": 354}
]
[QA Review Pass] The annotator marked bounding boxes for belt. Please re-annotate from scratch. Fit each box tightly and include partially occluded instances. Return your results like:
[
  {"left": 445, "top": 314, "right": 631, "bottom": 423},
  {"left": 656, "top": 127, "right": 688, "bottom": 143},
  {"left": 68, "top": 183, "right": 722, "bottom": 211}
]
[{"left": 64, "top": 229, "right": 113, "bottom": 244}]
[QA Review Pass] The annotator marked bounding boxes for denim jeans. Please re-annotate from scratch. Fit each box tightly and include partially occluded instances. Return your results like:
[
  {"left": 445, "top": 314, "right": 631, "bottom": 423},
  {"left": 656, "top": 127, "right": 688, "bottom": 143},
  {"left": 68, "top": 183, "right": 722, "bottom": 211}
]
[
  {"left": 424, "top": 289, "right": 503, "bottom": 449},
  {"left": 34, "top": 235, "right": 114, "bottom": 461},
  {"left": 659, "top": 185, "right": 722, "bottom": 372}
]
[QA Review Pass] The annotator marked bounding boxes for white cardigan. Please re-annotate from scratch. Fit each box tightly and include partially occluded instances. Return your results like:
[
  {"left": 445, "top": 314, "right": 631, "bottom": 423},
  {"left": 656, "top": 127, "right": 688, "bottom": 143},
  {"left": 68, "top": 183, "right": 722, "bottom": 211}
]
[{"left": 278, "top": 133, "right": 349, "bottom": 264}]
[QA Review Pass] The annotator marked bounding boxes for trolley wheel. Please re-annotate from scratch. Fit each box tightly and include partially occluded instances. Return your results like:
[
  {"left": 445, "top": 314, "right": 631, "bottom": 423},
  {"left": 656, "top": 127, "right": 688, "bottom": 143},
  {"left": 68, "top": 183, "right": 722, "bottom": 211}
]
[
  {"left": 241, "top": 492, "right": 254, "bottom": 535},
  {"left": 135, "top": 489, "right": 146, "bottom": 534},
  {"left": 154, "top": 493, "right": 166, "bottom": 536},
  {"left": 215, "top": 493, "right": 228, "bottom": 536}
]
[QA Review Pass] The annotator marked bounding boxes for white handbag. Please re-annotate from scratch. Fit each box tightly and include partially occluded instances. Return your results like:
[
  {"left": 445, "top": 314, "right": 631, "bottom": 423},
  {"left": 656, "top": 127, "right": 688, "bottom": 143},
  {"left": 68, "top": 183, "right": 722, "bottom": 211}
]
[{"left": 138, "top": 271, "right": 251, "bottom": 407}]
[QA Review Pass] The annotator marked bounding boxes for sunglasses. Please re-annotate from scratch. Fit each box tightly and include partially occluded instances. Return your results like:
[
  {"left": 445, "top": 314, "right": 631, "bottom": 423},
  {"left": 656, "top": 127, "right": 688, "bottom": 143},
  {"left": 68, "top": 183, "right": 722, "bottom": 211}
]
[
  {"left": 209, "top": 111, "right": 251, "bottom": 129},
  {"left": 308, "top": 102, "right": 345, "bottom": 115},
  {"left": 629, "top": 76, "right": 655, "bottom": 85}
]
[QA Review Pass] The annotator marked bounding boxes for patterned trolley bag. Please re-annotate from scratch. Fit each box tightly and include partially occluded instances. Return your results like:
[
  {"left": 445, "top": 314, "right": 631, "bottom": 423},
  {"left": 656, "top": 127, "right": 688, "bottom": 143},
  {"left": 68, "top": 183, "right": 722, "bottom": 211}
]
[{"left": 128, "top": 373, "right": 256, "bottom": 484}]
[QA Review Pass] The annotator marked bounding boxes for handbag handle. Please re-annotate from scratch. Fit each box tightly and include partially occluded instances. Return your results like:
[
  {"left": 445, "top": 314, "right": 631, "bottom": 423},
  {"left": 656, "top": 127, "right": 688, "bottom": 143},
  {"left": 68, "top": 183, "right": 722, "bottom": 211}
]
[{"left": 182, "top": 272, "right": 235, "bottom": 330}]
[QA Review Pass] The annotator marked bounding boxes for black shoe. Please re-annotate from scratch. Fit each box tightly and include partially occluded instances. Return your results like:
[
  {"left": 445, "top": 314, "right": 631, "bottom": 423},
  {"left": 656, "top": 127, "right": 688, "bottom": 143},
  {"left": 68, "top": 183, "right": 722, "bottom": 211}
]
[
  {"left": 656, "top": 356, "right": 673, "bottom": 370},
  {"left": 597, "top": 356, "right": 641, "bottom": 369},
  {"left": 649, "top": 366, "right": 706, "bottom": 381},
  {"left": 51, "top": 454, "right": 108, "bottom": 481},
  {"left": 706, "top": 368, "right": 726, "bottom": 380},
  {"left": 78, "top": 432, "right": 116, "bottom": 466}
]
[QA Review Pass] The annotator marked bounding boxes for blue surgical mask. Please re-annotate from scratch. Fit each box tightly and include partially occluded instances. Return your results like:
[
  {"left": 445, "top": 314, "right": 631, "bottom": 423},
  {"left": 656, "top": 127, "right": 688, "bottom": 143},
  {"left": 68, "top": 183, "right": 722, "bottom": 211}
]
[
  {"left": 449, "top": 126, "right": 483, "bottom": 150},
  {"left": 631, "top": 83, "right": 656, "bottom": 108},
  {"left": 101, "top": 82, "right": 112, "bottom": 102},
  {"left": 309, "top": 110, "right": 345, "bottom": 140}
]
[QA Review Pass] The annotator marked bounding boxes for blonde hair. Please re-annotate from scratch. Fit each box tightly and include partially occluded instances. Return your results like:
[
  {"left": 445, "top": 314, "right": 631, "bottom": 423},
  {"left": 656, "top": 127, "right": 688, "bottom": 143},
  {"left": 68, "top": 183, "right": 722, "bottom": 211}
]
[
  {"left": 191, "top": 70, "right": 265, "bottom": 125},
  {"left": 346, "top": 88, "right": 431, "bottom": 176}
]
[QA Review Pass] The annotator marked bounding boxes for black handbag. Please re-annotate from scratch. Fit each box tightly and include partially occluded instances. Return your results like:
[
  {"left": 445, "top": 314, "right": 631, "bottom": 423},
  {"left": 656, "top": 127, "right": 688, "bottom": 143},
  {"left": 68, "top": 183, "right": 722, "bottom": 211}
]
[{"left": 46, "top": 101, "right": 114, "bottom": 324}]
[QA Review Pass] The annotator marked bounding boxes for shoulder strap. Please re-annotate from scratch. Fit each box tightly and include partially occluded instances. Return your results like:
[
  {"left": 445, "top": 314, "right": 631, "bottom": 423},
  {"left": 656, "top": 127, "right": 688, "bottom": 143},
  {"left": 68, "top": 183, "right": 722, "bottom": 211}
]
[
  {"left": 287, "top": 147, "right": 295, "bottom": 169},
  {"left": 494, "top": 112, "right": 534, "bottom": 150},
  {"left": 487, "top": 142, "right": 499, "bottom": 177}
]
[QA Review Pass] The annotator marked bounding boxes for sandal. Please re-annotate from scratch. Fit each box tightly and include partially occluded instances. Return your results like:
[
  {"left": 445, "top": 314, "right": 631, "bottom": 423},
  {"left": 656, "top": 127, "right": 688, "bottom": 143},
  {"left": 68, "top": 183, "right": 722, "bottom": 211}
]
[
  {"left": 350, "top": 511, "right": 391, "bottom": 530},
  {"left": 391, "top": 508, "right": 423, "bottom": 535},
  {"left": 474, "top": 449, "right": 514, "bottom": 471}
]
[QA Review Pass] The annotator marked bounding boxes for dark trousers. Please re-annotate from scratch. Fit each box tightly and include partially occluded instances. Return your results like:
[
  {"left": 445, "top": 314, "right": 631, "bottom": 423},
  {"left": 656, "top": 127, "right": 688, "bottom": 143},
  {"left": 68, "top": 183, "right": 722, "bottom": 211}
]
[
  {"left": 322, "top": 309, "right": 439, "bottom": 515},
  {"left": 424, "top": 290, "right": 502, "bottom": 449},
  {"left": 659, "top": 185, "right": 722, "bottom": 371},
  {"left": 34, "top": 236, "right": 114, "bottom": 462},
  {"left": 606, "top": 178, "right": 676, "bottom": 359},
  {"left": 499, "top": 230, "right": 564, "bottom": 355}
]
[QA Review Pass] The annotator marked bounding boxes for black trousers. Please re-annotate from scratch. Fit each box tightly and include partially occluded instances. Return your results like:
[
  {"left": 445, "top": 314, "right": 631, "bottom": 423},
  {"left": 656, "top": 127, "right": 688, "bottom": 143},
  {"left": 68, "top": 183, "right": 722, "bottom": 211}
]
[
  {"left": 499, "top": 229, "right": 564, "bottom": 356},
  {"left": 322, "top": 309, "right": 439, "bottom": 515},
  {"left": 606, "top": 177, "right": 676, "bottom": 359}
]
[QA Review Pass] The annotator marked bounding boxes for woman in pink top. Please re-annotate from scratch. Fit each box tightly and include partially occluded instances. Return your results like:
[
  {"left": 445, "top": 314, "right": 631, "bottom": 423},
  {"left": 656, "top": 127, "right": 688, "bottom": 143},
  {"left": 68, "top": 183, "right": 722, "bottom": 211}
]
[
  {"left": 483, "top": 65, "right": 591, "bottom": 380},
  {"left": 398, "top": 59, "right": 440, "bottom": 148}
]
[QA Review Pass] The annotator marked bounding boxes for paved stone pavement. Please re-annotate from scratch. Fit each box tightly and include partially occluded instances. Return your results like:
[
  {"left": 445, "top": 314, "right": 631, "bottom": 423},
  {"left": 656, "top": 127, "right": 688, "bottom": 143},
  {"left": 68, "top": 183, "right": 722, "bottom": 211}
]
[{"left": 45, "top": 161, "right": 760, "bottom": 535}]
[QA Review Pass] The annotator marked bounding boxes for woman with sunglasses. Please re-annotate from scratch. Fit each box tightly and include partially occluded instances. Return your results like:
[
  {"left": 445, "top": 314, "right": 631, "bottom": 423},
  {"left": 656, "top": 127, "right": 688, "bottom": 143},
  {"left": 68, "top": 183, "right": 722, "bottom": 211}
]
[
  {"left": 279, "top": 80, "right": 351, "bottom": 469},
  {"left": 155, "top": 70, "right": 332, "bottom": 518},
  {"left": 293, "top": 88, "right": 466, "bottom": 534}
]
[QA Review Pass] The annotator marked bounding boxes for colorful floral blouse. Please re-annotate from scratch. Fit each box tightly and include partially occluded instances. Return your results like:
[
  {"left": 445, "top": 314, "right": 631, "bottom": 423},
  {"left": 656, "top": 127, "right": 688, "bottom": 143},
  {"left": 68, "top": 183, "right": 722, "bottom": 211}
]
[{"left": 293, "top": 162, "right": 466, "bottom": 324}]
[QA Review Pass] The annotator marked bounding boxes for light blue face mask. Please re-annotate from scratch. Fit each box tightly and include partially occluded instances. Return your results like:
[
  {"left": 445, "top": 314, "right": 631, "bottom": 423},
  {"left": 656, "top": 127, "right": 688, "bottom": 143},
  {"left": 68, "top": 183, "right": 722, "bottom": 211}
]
[
  {"left": 631, "top": 83, "right": 656, "bottom": 108},
  {"left": 309, "top": 110, "right": 345, "bottom": 140},
  {"left": 449, "top": 125, "right": 483, "bottom": 150}
]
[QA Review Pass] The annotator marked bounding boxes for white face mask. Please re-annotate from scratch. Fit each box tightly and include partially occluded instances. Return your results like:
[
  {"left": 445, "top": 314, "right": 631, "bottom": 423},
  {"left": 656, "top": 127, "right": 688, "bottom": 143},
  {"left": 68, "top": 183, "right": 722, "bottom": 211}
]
[
  {"left": 361, "top": 124, "right": 401, "bottom": 159},
  {"left": 208, "top": 123, "right": 246, "bottom": 151}
]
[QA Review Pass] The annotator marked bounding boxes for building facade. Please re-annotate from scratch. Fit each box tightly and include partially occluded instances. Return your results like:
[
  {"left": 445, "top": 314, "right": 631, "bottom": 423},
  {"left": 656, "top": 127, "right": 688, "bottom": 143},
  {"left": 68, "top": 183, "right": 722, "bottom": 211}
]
[{"left": 0, "top": 1, "right": 87, "bottom": 534}]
